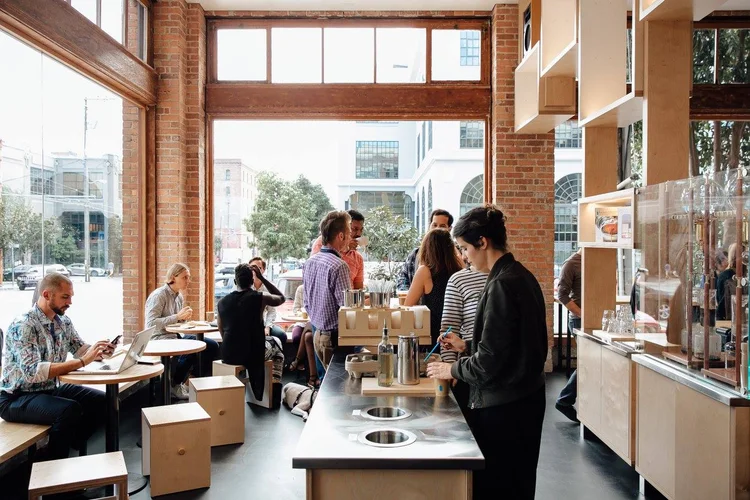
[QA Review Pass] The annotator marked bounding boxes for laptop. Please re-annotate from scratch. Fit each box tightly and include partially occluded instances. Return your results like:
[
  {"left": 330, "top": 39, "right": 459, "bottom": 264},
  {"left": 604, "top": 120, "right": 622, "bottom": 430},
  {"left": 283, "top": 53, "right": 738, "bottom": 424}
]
[{"left": 74, "top": 327, "right": 155, "bottom": 375}]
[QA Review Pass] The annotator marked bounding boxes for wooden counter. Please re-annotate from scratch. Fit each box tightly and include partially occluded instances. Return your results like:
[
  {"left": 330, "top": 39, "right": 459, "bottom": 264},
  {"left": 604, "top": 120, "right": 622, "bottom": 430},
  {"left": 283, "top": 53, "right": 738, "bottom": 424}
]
[
  {"left": 576, "top": 330, "right": 637, "bottom": 465},
  {"left": 634, "top": 355, "right": 750, "bottom": 500}
]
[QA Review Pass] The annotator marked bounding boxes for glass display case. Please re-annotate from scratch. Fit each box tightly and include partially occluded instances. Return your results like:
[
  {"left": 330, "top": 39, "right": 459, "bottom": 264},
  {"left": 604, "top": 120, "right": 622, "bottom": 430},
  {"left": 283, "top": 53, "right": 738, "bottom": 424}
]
[{"left": 634, "top": 169, "right": 749, "bottom": 391}]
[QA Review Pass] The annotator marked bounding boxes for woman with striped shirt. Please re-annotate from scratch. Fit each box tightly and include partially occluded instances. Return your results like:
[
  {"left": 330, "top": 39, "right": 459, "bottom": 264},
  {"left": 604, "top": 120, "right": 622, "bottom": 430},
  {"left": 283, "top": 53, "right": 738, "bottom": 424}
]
[{"left": 438, "top": 266, "right": 488, "bottom": 412}]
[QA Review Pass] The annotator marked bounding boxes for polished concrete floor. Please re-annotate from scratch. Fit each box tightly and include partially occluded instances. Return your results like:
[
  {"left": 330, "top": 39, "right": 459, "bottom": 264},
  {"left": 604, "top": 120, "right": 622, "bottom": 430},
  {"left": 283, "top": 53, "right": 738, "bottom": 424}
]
[{"left": 2, "top": 371, "right": 664, "bottom": 499}]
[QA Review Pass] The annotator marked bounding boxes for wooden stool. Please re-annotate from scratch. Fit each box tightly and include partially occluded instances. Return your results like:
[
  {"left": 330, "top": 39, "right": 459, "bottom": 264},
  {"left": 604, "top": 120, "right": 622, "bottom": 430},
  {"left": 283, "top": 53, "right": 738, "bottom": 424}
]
[
  {"left": 141, "top": 402, "right": 211, "bottom": 497},
  {"left": 212, "top": 360, "right": 246, "bottom": 379},
  {"left": 189, "top": 376, "right": 245, "bottom": 446},
  {"left": 246, "top": 360, "right": 277, "bottom": 409},
  {"left": 28, "top": 451, "right": 127, "bottom": 500}
]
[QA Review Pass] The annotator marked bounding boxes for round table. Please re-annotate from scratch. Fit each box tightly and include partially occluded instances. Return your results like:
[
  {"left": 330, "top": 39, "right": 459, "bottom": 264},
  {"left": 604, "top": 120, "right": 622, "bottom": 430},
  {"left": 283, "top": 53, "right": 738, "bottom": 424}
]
[
  {"left": 60, "top": 363, "right": 164, "bottom": 495},
  {"left": 165, "top": 324, "right": 219, "bottom": 377},
  {"left": 280, "top": 315, "right": 308, "bottom": 322},
  {"left": 144, "top": 339, "right": 205, "bottom": 405}
]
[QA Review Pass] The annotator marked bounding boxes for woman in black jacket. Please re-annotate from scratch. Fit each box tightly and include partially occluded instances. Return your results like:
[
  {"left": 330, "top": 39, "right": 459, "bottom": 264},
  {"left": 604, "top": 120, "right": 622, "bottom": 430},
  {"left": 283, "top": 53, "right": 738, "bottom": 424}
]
[{"left": 427, "top": 205, "right": 547, "bottom": 500}]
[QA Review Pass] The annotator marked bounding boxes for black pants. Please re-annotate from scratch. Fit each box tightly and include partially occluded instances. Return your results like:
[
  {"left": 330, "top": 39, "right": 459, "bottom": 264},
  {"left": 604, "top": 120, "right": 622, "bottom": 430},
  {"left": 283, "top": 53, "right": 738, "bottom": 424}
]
[
  {"left": 468, "top": 385, "right": 546, "bottom": 500},
  {"left": 174, "top": 335, "right": 221, "bottom": 384},
  {"left": 557, "top": 316, "right": 581, "bottom": 407},
  {"left": 0, "top": 384, "right": 105, "bottom": 461}
]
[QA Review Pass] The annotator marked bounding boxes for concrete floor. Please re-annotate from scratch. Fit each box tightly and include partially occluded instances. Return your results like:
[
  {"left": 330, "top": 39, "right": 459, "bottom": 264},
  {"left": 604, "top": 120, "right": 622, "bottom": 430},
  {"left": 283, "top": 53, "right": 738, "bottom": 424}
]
[{"left": 2, "top": 370, "right": 664, "bottom": 500}]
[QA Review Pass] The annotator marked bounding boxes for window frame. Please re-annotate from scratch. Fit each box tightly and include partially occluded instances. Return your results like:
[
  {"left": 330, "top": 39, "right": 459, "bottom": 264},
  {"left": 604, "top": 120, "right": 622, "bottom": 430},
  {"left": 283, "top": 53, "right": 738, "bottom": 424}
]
[
  {"left": 208, "top": 18, "right": 490, "bottom": 86},
  {"left": 459, "top": 30, "right": 480, "bottom": 67},
  {"left": 459, "top": 121, "right": 484, "bottom": 149},
  {"left": 355, "top": 140, "right": 400, "bottom": 179}
]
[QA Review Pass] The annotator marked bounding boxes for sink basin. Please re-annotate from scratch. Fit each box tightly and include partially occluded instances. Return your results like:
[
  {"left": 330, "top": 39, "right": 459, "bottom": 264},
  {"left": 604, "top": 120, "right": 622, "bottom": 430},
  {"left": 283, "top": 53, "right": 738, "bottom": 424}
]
[
  {"left": 361, "top": 406, "right": 412, "bottom": 421},
  {"left": 357, "top": 428, "right": 417, "bottom": 448}
]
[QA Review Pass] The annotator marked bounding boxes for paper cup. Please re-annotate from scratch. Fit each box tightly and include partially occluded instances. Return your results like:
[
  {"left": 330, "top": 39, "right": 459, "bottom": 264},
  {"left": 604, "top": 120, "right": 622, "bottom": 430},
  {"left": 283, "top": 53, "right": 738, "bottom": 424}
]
[
  {"left": 346, "top": 311, "right": 356, "bottom": 330},
  {"left": 434, "top": 378, "right": 450, "bottom": 397},
  {"left": 391, "top": 311, "right": 402, "bottom": 330}
]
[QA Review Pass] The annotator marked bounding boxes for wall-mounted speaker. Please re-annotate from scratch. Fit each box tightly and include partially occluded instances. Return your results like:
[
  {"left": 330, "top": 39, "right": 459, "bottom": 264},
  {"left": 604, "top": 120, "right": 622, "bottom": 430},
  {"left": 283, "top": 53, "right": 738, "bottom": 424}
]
[{"left": 523, "top": 6, "right": 532, "bottom": 58}]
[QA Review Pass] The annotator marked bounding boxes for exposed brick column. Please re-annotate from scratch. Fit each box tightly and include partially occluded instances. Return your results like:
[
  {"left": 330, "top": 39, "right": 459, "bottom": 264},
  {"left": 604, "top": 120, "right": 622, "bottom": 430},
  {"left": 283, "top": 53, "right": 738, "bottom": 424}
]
[
  {"left": 151, "top": 0, "right": 206, "bottom": 316},
  {"left": 491, "top": 5, "right": 555, "bottom": 369}
]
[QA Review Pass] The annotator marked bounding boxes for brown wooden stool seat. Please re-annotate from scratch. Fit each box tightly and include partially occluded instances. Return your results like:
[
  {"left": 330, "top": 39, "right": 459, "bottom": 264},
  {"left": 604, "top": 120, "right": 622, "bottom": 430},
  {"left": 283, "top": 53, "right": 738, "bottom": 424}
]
[{"left": 28, "top": 451, "right": 127, "bottom": 500}]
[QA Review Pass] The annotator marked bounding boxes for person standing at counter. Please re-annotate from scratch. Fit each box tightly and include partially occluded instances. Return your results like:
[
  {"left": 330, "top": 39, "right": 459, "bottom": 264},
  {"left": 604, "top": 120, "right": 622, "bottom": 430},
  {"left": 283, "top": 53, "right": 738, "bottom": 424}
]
[
  {"left": 427, "top": 205, "right": 547, "bottom": 500},
  {"left": 555, "top": 248, "right": 582, "bottom": 423},
  {"left": 404, "top": 228, "right": 464, "bottom": 345},
  {"left": 304, "top": 211, "right": 352, "bottom": 371},
  {"left": 311, "top": 209, "right": 365, "bottom": 289}
]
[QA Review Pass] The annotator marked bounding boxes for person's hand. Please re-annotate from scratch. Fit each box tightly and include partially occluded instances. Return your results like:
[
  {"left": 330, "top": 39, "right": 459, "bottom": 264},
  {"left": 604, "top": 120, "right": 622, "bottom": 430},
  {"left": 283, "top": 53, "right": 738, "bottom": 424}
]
[
  {"left": 177, "top": 306, "right": 193, "bottom": 321},
  {"left": 264, "top": 326, "right": 271, "bottom": 336},
  {"left": 426, "top": 361, "right": 454, "bottom": 380},
  {"left": 439, "top": 331, "right": 466, "bottom": 353},
  {"left": 348, "top": 239, "right": 358, "bottom": 251},
  {"left": 81, "top": 341, "right": 111, "bottom": 365}
]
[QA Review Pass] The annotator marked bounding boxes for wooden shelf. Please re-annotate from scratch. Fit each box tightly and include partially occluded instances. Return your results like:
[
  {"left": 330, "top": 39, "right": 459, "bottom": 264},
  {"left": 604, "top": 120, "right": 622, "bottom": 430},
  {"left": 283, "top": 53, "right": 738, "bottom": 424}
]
[
  {"left": 540, "top": 0, "right": 577, "bottom": 78},
  {"left": 579, "top": 241, "right": 634, "bottom": 249},
  {"left": 640, "top": 0, "right": 731, "bottom": 22},
  {"left": 541, "top": 41, "right": 577, "bottom": 78},
  {"left": 579, "top": 91, "right": 644, "bottom": 128},
  {"left": 515, "top": 44, "right": 576, "bottom": 133},
  {"left": 579, "top": 188, "right": 635, "bottom": 206},
  {"left": 701, "top": 367, "right": 738, "bottom": 387}
]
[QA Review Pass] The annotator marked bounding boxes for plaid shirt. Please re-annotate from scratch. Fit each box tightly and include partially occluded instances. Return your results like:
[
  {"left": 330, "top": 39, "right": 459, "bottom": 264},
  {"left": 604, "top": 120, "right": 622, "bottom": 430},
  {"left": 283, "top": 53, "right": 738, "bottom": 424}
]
[
  {"left": 1, "top": 306, "right": 86, "bottom": 394},
  {"left": 397, "top": 247, "right": 419, "bottom": 291},
  {"left": 303, "top": 247, "right": 351, "bottom": 332}
]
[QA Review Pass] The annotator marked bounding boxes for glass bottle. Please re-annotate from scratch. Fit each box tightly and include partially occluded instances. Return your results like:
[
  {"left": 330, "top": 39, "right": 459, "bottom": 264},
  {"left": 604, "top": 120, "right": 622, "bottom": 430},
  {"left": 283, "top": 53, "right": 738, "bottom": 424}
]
[{"left": 378, "top": 320, "right": 394, "bottom": 387}]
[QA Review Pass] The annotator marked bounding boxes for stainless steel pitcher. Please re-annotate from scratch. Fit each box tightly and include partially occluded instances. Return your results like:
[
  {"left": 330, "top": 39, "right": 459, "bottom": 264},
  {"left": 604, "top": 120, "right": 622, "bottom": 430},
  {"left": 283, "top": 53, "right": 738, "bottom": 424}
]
[{"left": 397, "top": 334, "right": 420, "bottom": 385}]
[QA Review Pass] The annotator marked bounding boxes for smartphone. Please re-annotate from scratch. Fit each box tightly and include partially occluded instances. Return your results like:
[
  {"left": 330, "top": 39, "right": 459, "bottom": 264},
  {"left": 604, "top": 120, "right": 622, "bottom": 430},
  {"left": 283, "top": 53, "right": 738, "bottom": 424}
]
[{"left": 110, "top": 335, "right": 122, "bottom": 347}]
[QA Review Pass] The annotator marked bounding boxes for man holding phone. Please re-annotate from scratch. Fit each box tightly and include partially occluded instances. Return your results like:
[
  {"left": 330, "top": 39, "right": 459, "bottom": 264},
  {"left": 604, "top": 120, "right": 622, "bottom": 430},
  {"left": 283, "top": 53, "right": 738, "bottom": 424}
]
[{"left": 0, "top": 273, "right": 111, "bottom": 460}]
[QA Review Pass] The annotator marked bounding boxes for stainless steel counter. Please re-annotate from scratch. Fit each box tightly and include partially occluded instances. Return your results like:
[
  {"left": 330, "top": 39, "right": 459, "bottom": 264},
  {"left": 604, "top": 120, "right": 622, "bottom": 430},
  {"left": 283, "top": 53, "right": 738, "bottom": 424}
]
[
  {"left": 292, "top": 349, "right": 485, "bottom": 470},
  {"left": 633, "top": 354, "right": 750, "bottom": 407},
  {"left": 573, "top": 328, "right": 643, "bottom": 357}
]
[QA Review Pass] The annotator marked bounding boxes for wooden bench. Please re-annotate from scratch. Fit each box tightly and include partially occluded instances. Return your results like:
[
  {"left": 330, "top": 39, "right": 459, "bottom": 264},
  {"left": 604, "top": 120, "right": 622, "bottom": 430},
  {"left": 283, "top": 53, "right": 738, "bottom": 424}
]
[{"left": 0, "top": 419, "right": 50, "bottom": 464}]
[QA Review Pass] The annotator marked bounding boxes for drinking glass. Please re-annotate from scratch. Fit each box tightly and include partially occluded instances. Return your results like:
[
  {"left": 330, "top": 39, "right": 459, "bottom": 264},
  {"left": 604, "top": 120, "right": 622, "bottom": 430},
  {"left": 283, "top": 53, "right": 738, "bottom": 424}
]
[{"left": 602, "top": 310, "right": 615, "bottom": 331}]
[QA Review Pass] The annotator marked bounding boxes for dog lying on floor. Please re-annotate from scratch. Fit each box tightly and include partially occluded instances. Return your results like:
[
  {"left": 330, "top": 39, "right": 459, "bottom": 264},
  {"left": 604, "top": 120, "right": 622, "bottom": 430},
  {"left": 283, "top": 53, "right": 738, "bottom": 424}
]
[{"left": 282, "top": 382, "right": 318, "bottom": 421}]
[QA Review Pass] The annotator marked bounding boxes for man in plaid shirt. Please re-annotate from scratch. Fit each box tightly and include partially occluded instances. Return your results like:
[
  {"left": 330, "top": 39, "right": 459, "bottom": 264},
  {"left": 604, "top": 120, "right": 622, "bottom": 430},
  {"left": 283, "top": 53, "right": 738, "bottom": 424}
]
[{"left": 304, "top": 211, "right": 352, "bottom": 370}]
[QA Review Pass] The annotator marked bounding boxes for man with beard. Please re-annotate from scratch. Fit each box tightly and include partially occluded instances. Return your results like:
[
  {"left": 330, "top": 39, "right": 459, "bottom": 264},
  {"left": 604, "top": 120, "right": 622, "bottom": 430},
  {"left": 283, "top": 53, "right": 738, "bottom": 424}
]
[{"left": 0, "top": 273, "right": 111, "bottom": 460}]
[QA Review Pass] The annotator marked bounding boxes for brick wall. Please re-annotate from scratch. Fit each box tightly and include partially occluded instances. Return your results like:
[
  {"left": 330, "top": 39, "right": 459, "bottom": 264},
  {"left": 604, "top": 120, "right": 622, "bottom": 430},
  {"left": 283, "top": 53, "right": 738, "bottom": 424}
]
[
  {"left": 150, "top": 0, "right": 206, "bottom": 319},
  {"left": 491, "top": 5, "right": 555, "bottom": 368}
]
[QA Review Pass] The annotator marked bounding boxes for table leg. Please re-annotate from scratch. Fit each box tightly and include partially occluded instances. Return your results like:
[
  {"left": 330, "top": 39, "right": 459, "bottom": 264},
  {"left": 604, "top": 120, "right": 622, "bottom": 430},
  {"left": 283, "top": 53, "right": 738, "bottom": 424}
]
[
  {"left": 195, "top": 333, "right": 204, "bottom": 378},
  {"left": 161, "top": 356, "right": 172, "bottom": 405},
  {"left": 104, "top": 385, "right": 149, "bottom": 495}
]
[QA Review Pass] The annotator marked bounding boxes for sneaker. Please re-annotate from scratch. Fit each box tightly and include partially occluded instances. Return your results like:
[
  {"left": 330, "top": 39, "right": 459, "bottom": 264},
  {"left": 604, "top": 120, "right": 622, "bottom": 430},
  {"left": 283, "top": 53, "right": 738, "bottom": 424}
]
[
  {"left": 170, "top": 384, "right": 189, "bottom": 401},
  {"left": 555, "top": 402, "right": 579, "bottom": 423}
]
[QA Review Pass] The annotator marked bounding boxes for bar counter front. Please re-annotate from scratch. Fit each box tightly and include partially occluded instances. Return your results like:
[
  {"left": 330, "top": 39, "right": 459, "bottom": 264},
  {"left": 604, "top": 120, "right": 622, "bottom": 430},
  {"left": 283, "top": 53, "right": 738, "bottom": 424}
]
[{"left": 293, "top": 348, "right": 484, "bottom": 500}]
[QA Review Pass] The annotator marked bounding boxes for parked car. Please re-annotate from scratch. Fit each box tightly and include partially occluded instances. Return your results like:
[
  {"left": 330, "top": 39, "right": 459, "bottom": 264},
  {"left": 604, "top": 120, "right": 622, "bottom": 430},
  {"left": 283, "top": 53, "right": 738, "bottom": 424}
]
[
  {"left": 273, "top": 270, "right": 303, "bottom": 318},
  {"left": 214, "top": 276, "right": 234, "bottom": 304},
  {"left": 3, "top": 264, "right": 32, "bottom": 282},
  {"left": 16, "top": 264, "right": 70, "bottom": 290},
  {"left": 215, "top": 263, "right": 238, "bottom": 275},
  {"left": 67, "top": 263, "right": 106, "bottom": 277}
]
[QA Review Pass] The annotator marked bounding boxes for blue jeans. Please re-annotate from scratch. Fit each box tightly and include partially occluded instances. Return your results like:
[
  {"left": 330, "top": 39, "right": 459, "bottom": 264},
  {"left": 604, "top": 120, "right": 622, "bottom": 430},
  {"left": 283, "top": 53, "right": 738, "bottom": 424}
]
[
  {"left": 174, "top": 335, "right": 220, "bottom": 384},
  {"left": 0, "top": 384, "right": 105, "bottom": 460},
  {"left": 268, "top": 324, "right": 288, "bottom": 345},
  {"left": 556, "top": 316, "right": 580, "bottom": 408}
]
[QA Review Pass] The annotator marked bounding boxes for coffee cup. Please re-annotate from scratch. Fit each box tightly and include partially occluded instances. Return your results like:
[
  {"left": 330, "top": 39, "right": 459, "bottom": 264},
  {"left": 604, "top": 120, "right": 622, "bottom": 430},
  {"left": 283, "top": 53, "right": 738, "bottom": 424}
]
[
  {"left": 356, "top": 236, "right": 369, "bottom": 247},
  {"left": 434, "top": 378, "right": 450, "bottom": 397}
]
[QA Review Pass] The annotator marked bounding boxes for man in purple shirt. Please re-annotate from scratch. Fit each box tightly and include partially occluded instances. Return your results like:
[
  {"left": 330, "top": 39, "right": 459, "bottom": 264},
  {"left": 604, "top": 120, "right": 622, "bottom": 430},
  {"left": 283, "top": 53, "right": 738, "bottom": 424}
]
[{"left": 303, "top": 210, "right": 352, "bottom": 370}]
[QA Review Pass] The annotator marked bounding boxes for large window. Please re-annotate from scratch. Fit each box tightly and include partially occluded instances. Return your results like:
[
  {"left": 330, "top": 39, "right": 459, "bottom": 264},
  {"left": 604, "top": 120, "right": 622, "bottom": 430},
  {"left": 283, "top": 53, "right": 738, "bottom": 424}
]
[
  {"left": 460, "top": 121, "right": 483, "bottom": 149},
  {"left": 212, "top": 21, "right": 488, "bottom": 85},
  {"left": 555, "top": 121, "right": 582, "bottom": 149},
  {"left": 554, "top": 174, "right": 581, "bottom": 275},
  {"left": 349, "top": 191, "right": 413, "bottom": 221},
  {"left": 0, "top": 30, "right": 126, "bottom": 343},
  {"left": 355, "top": 140, "right": 399, "bottom": 179},
  {"left": 693, "top": 28, "right": 750, "bottom": 84},
  {"left": 421, "top": 186, "right": 426, "bottom": 233},
  {"left": 428, "top": 180, "right": 433, "bottom": 215},
  {"left": 460, "top": 175, "right": 483, "bottom": 215}
]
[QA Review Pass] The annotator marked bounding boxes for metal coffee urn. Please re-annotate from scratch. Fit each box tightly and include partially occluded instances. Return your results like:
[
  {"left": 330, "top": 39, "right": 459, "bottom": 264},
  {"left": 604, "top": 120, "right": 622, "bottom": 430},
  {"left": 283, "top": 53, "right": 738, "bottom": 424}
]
[{"left": 397, "top": 334, "right": 420, "bottom": 385}]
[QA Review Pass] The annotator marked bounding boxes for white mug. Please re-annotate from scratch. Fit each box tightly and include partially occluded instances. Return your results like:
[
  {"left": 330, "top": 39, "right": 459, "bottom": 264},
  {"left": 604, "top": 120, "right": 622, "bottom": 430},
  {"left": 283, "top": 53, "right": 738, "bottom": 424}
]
[{"left": 356, "top": 236, "right": 369, "bottom": 247}]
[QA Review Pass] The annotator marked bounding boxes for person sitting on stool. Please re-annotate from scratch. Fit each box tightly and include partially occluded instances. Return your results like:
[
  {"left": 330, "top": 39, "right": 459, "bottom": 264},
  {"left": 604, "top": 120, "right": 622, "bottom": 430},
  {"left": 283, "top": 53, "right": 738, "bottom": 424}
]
[{"left": 0, "top": 273, "right": 111, "bottom": 460}]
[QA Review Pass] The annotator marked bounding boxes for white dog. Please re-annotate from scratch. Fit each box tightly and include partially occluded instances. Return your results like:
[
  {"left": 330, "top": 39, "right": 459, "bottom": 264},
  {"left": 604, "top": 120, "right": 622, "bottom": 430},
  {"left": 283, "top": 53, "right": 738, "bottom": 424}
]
[{"left": 282, "top": 382, "right": 318, "bottom": 421}]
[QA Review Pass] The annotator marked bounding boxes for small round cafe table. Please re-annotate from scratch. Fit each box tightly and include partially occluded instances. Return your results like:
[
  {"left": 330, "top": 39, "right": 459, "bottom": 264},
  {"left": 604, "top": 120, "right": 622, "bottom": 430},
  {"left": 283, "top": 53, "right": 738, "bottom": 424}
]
[
  {"left": 144, "top": 339, "right": 205, "bottom": 405},
  {"left": 60, "top": 363, "right": 164, "bottom": 494},
  {"left": 165, "top": 323, "right": 219, "bottom": 377}
]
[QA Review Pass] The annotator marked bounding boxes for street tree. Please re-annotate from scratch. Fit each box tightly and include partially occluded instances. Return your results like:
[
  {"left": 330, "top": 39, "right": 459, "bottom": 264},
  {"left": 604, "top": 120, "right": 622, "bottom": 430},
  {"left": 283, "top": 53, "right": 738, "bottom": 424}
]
[
  {"left": 293, "top": 175, "right": 334, "bottom": 241},
  {"left": 364, "top": 205, "right": 419, "bottom": 284},
  {"left": 245, "top": 172, "right": 314, "bottom": 262}
]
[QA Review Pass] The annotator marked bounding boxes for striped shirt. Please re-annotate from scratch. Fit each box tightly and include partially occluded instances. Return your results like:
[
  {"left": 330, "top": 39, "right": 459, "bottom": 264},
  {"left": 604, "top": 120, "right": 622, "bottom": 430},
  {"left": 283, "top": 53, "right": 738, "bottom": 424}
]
[
  {"left": 439, "top": 268, "right": 488, "bottom": 362},
  {"left": 145, "top": 284, "right": 183, "bottom": 340},
  {"left": 303, "top": 247, "right": 351, "bottom": 332}
]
